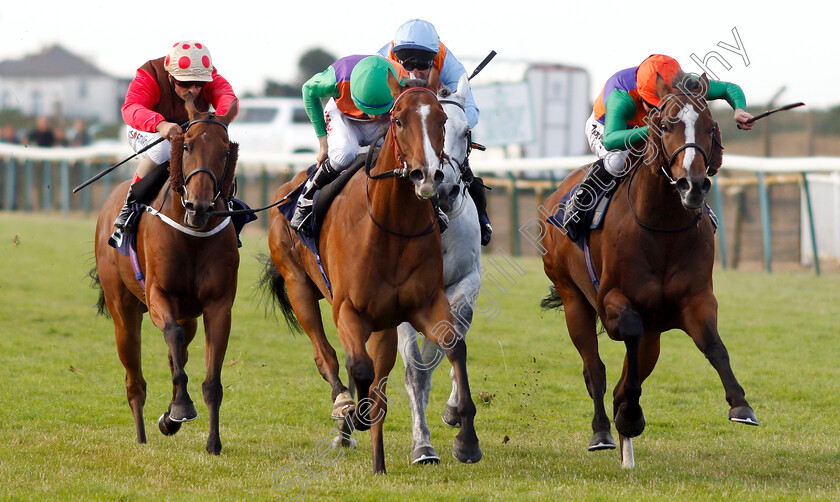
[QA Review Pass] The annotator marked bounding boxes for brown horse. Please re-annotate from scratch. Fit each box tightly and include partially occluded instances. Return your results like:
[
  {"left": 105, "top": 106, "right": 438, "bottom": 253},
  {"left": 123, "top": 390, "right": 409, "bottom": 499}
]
[
  {"left": 92, "top": 96, "right": 239, "bottom": 454},
  {"left": 263, "top": 72, "right": 482, "bottom": 474},
  {"left": 540, "top": 74, "right": 757, "bottom": 467}
]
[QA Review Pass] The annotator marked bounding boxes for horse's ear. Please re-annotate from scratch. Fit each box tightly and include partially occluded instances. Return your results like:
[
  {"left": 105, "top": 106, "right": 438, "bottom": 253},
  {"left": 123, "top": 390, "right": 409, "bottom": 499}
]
[
  {"left": 185, "top": 93, "right": 199, "bottom": 121},
  {"left": 454, "top": 73, "right": 470, "bottom": 103},
  {"left": 698, "top": 73, "right": 710, "bottom": 96},
  {"left": 708, "top": 121, "right": 723, "bottom": 176},
  {"left": 655, "top": 72, "right": 671, "bottom": 100},
  {"left": 219, "top": 98, "right": 238, "bottom": 126},
  {"left": 427, "top": 66, "right": 440, "bottom": 92},
  {"left": 388, "top": 69, "right": 405, "bottom": 99}
]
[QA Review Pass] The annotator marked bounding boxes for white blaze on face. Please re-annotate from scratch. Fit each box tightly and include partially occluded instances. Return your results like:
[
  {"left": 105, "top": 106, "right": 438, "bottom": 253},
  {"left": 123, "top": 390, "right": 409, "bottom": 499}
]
[
  {"left": 418, "top": 103, "right": 437, "bottom": 170},
  {"left": 677, "top": 103, "right": 699, "bottom": 171}
]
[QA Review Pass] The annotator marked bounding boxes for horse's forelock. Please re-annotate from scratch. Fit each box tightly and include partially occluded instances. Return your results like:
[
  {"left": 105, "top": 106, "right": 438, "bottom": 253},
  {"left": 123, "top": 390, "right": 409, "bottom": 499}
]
[{"left": 168, "top": 133, "right": 186, "bottom": 193}]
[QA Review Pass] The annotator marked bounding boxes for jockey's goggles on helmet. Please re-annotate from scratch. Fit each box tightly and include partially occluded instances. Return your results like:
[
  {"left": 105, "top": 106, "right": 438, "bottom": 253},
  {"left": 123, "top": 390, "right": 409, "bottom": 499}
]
[{"left": 173, "top": 79, "right": 206, "bottom": 89}]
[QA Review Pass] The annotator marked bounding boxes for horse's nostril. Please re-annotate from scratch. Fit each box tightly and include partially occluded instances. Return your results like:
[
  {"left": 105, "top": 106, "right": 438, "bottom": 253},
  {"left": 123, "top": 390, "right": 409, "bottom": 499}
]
[
  {"left": 409, "top": 169, "right": 424, "bottom": 184},
  {"left": 434, "top": 170, "right": 444, "bottom": 184},
  {"left": 449, "top": 185, "right": 459, "bottom": 198},
  {"left": 184, "top": 201, "right": 195, "bottom": 212},
  {"left": 702, "top": 177, "right": 711, "bottom": 194},
  {"left": 675, "top": 178, "right": 690, "bottom": 193}
]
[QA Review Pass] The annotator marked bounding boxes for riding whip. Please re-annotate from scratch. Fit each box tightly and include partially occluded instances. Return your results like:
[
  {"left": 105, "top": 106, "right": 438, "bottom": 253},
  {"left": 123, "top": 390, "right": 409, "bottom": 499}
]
[
  {"left": 468, "top": 50, "right": 497, "bottom": 81},
  {"left": 72, "top": 121, "right": 188, "bottom": 193},
  {"left": 746, "top": 102, "right": 805, "bottom": 123}
]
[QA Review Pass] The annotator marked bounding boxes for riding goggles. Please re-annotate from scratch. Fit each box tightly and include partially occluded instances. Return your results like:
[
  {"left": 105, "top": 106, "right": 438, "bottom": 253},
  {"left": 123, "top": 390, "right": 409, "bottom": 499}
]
[{"left": 399, "top": 57, "right": 434, "bottom": 71}]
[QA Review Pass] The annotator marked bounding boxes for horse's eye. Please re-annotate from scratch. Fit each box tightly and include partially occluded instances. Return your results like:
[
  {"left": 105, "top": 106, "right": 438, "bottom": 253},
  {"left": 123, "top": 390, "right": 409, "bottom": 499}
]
[
  {"left": 394, "top": 118, "right": 402, "bottom": 127},
  {"left": 183, "top": 142, "right": 190, "bottom": 153},
  {"left": 661, "top": 121, "right": 670, "bottom": 133}
]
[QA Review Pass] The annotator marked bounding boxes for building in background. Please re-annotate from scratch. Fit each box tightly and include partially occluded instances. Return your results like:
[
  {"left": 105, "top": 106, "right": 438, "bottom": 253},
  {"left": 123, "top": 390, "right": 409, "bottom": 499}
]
[{"left": 0, "top": 45, "right": 127, "bottom": 124}]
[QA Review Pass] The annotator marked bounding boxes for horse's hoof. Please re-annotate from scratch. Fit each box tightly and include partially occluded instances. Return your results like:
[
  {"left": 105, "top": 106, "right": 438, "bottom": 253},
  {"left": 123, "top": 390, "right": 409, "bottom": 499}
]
[
  {"left": 169, "top": 402, "right": 198, "bottom": 423},
  {"left": 330, "top": 435, "right": 357, "bottom": 449},
  {"left": 331, "top": 391, "right": 356, "bottom": 420},
  {"left": 411, "top": 445, "right": 440, "bottom": 465},
  {"left": 442, "top": 404, "right": 461, "bottom": 428},
  {"left": 452, "top": 438, "right": 482, "bottom": 464},
  {"left": 206, "top": 438, "right": 222, "bottom": 456},
  {"left": 614, "top": 404, "right": 645, "bottom": 438},
  {"left": 729, "top": 406, "right": 759, "bottom": 426},
  {"left": 158, "top": 412, "right": 182, "bottom": 436},
  {"left": 588, "top": 431, "right": 617, "bottom": 451}
]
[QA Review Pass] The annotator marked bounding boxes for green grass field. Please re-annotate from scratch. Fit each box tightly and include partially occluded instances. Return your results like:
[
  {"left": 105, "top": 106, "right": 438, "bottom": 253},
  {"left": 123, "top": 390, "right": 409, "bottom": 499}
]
[{"left": 1, "top": 212, "right": 838, "bottom": 501}]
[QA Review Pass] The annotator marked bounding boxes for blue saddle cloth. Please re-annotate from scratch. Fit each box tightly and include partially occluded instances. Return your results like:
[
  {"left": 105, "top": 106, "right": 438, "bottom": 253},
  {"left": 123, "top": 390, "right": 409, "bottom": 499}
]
[
  {"left": 277, "top": 164, "right": 333, "bottom": 294},
  {"left": 546, "top": 183, "right": 614, "bottom": 250}
]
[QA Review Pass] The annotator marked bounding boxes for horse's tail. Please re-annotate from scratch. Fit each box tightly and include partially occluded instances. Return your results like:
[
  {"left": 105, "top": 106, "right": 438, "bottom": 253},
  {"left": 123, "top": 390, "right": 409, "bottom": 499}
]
[
  {"left": 540, "top": 285, "right": 564, "bottom": 312},
  {"left": 257, "top": 253, "right": 302, "bottom": 335},
  {"left": 87, "top": 266, "right": 111, "bottom": 318}
]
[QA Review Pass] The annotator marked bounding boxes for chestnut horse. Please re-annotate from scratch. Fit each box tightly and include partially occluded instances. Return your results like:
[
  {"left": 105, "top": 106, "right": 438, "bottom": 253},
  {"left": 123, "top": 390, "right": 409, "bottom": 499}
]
[
  {"left": 92, "top": 96, "right": 239, "bottom": 454},
  {"left": 264, "top": 72, "right": 482, "bottom": 474},
  {"left": 540, "top": 74, "right": 757, "bottom": 468}
]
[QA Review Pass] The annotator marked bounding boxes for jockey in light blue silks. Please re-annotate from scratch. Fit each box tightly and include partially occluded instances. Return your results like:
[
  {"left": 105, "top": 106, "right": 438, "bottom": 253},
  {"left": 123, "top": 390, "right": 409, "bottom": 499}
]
[{"left": 379, "top": 19, "right": 493, "bottom": 246}]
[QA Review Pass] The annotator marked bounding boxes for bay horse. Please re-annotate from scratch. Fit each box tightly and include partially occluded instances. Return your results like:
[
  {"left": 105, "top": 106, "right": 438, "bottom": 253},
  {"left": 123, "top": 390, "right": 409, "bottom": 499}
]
[
  {"left": 540, "top": 73, "right": 757, "bottom": 468},
  {"left": 340, "top": 74, "right": 483, "bottom": 464},
  {"left": 263, "top": 71, "right": 482, "bottom": 474},
  {"left": 92, "top": 95, "right": 240, "bottom": 455}
]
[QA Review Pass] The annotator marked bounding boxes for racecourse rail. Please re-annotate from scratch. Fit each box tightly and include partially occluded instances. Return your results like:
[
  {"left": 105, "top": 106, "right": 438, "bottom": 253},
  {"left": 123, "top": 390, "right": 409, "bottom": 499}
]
[{"left": 2, "top": 142, "right": 839, "bottom": 274}]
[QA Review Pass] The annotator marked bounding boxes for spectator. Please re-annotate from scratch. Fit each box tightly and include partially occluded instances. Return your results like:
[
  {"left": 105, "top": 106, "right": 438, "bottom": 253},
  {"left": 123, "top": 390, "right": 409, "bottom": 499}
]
[
  {"left": 24, "top": 116, "right": 57, "bottom": 147},
  {"left": 0, "top": 124, "right": 19, "bottom": 144},
  {"left": 68, "top": 119, "right": 91, "bottom": 146}
]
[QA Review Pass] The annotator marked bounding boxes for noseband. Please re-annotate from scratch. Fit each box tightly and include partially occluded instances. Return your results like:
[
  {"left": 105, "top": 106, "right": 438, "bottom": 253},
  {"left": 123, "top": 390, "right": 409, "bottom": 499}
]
[{"left": 179, "top": 117, "right": 231, "bottom": 203}]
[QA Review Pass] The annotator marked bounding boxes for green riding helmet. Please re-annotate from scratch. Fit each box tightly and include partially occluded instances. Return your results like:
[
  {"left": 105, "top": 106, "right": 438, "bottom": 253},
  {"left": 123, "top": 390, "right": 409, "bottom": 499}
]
[{"left": 350, "top": 56, "right": 405, "bottom": 116}]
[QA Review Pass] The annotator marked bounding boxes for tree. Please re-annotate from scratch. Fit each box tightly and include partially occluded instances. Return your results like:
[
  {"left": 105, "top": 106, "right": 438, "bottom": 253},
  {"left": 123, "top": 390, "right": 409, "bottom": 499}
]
[{"left": 296, "top": 48, "right": 336, "bottom": 86}]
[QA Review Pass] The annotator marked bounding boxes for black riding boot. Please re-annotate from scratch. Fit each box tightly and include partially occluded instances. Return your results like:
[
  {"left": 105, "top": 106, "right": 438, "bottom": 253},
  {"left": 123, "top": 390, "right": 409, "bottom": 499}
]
[
  {"left": 290, "top": 160, "right": 341, "bottom": 235},
  {"left": 465, "top": 170, "right": 492, "bottom": 246},
  {"left": 108, "top": 161, "right": 170, "bottom": 248},
  {"left": 562, "top": 158, "right": 616, "bottom": 241}
]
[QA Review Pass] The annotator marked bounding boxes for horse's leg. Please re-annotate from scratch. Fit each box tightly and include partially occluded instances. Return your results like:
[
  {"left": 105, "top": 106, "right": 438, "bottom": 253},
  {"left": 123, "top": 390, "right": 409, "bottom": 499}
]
[
  {"left": 562, "top": 287, "right": 614, "bottom": 451},
  {"left": 107, "top": 289, "right": 147, "bottom": 443},
  {"left": 367, "top": 328, "right": 398, "bottom": 474},
  {"left": 602, "top": 289, "right": 646, "bottom": 440},
  {"left": 158, "top": 318, "right": 198, "bottom": 435},
  {"left": 201, "top": 304, "right": 232, "bottom": 455},
  {"left": 681, "top": 293, "right": 757, "bottom": 425},
  {"left": 397, "top": 322, "right": 440, "bottom": 464},
  {"left": 411, "top": 293, "right": 481, "bottom": 464},
  {"left": 440, "top": 283, "right": 477, "bottom": 429},
  {"left": 148, "top": 292, "right": 197, "bottom": 424},
  {"left": 334, "top": 303, "right": 374, "bottom": 432},
  {"left": 287, "top": 279, "right": 351, "bottom": 419}
]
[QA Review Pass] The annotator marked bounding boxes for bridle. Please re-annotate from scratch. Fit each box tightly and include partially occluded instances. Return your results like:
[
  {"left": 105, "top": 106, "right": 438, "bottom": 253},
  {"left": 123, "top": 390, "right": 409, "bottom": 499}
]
[
  {"left": 626, "top": 93, "right": 718, "bottom": 233},
  {"left": 364, "top": 86, "right": 445, "bottom": 238},
  {"left": 653, "top": 93, "right": 719, "bottom": 185},
  {"left": 178, "top": 117, "right": 231, "bottom": 205},
  {"left": 366, "top": 87, "right": 445, "bottom": 181}
]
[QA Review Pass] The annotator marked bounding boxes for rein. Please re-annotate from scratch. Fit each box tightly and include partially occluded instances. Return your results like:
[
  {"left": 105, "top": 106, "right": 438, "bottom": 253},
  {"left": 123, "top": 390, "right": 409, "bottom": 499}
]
[{"left": 178, "top": 117, "right": 231, "bottom": 203}]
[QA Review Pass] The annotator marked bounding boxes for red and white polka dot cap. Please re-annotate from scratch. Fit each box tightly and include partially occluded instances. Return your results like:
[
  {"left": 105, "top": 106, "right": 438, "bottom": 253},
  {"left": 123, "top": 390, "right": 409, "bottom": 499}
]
[{"left": 164, "top": 41, "right": 213, "bottom": 82}]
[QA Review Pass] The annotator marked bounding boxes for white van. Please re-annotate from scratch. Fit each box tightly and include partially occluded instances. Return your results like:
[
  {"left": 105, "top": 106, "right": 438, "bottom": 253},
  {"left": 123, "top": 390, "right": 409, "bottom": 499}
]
[{"left": 227, "top": 97, "right": 319, "bottom": 156}]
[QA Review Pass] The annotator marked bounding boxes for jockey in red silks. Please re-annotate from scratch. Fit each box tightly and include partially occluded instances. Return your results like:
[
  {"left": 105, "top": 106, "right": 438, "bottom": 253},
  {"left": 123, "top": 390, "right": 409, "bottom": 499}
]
[
  {"left": 289, "top": 55, "right": 411, "bottom": 235},
  {"left": 562, "top": 54, "right": 754, "bottom": 240},
  {"left": 378, "top": 19, "right": 493, "bottom": 246},
  {"left": 112, "top": 40, "right": 237, "bottom": 244}
]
